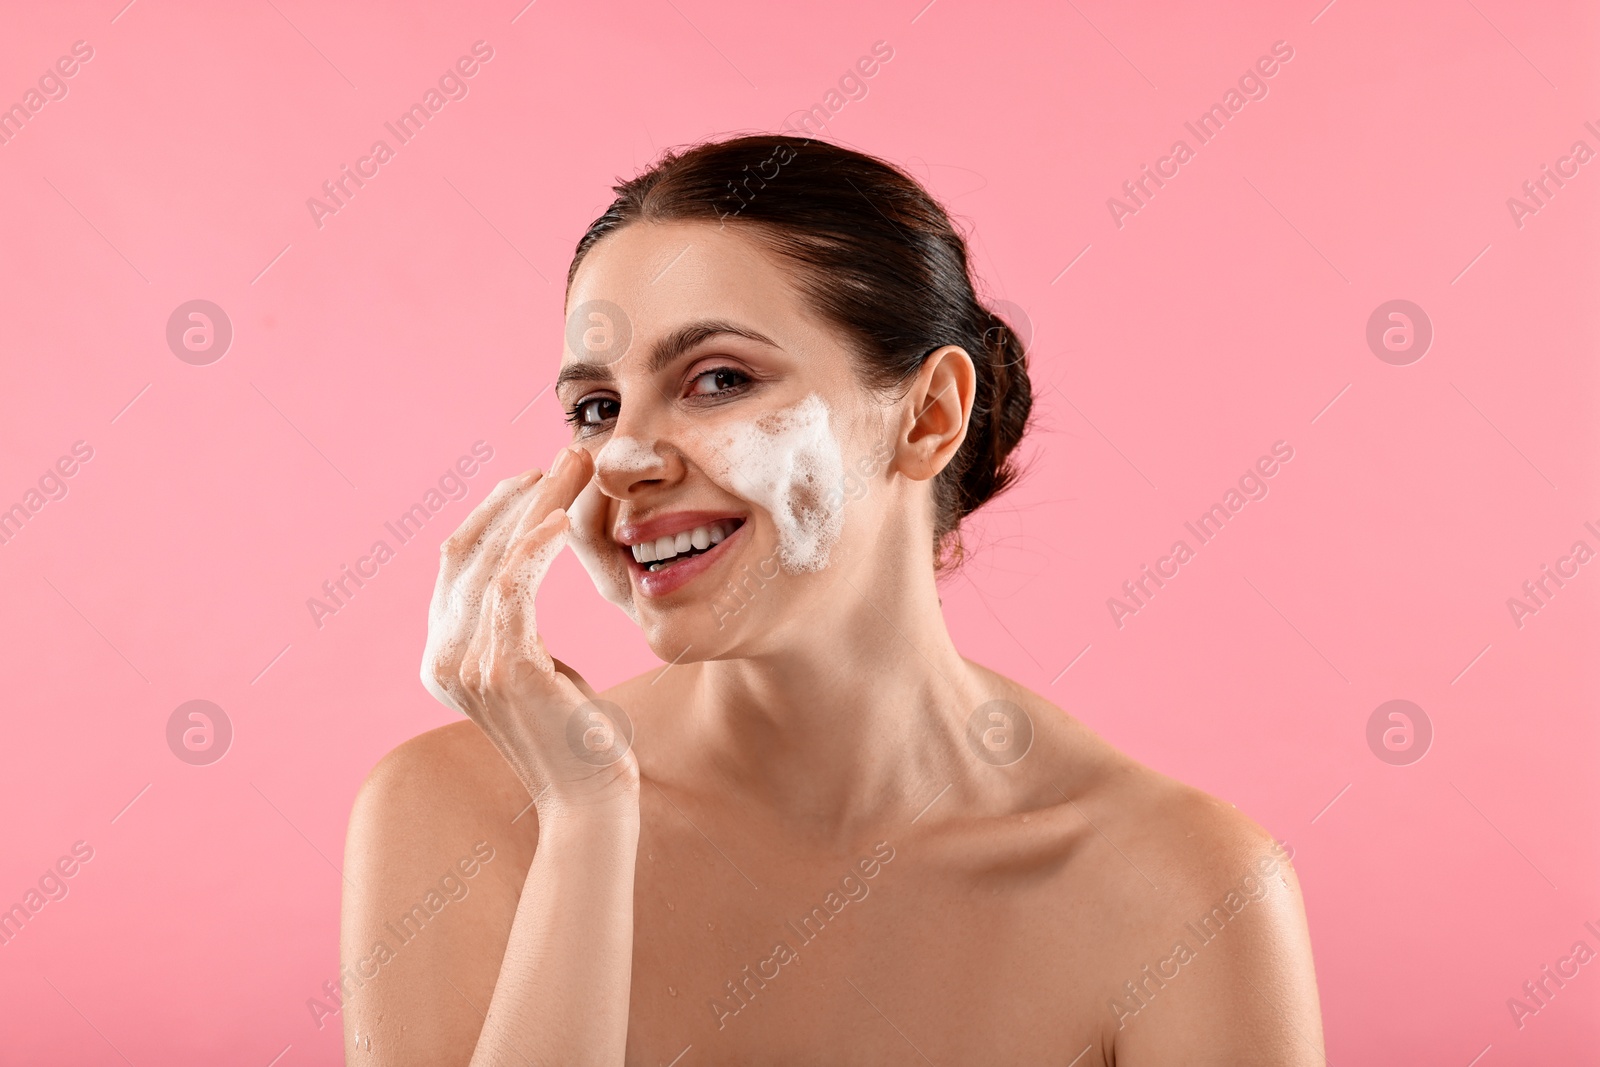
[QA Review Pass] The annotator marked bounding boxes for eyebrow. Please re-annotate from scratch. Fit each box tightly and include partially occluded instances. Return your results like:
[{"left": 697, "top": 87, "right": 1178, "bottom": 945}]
[{"left": 554, "top": 319, "right": 781, "bottom": 393}]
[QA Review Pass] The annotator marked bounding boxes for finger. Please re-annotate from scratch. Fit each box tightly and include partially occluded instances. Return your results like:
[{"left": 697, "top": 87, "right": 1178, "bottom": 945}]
[
  {"left": 446, "top": 448, "right": 592, "bottom": 709},
  {"left": 427, "top": 481, "right": 537, "bottom": 673},
  {"left": 448, "top": 459, "right": 573, "bottom": 649},
  {"left": 460, "top": 447, "right": 593, "bottom": 620},
  {"left": 423, "top": 571, "right": 492, "bottom": 710},
  {"left": 426, "top": 478, "right": 546, "bottom": 707},
  {"left": 422, "top": 610, "right": 489, "bottom": 717},
  {"left": 425, "top": 458, "right": 575, "bottom": 717},
  {"left": 442, "top": 461, "right": 565, "bottom": 622},
  {"left": 545, "top": 444, "right": 596, "bottom": 503},
  {"left": 508, "top": 446, "right": 595, "bottom": 545},
  {"left": 439, "top": 469, "right": 543, "bottom": 567},
  {"left": 476, "top": 508, "right": 571, "bottom": 686},
  {"left": 454, "top": 447, "right": 591, "bottom": 593},
  {"left": 566, "top": 471, "right": 610, "bottom": 547},
  {"left": 551, "top": 656, "right": 602, "bottom": 704}
]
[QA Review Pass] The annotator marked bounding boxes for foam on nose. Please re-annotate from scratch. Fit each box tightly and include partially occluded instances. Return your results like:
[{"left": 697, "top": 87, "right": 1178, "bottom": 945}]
[{"left": 595, "top": 435, "right": 667, "bottom": 478}]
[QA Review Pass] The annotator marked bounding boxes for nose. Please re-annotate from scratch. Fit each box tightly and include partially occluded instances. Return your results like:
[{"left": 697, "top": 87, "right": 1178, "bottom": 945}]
[{"left": 589, "top": 429, "right": 683, "bottom": 500}]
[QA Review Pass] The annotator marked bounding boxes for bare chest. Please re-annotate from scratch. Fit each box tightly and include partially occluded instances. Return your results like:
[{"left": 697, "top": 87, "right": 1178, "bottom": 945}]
[{"left": 620, "top": 804, "right": 1115, "bottom": 1066}]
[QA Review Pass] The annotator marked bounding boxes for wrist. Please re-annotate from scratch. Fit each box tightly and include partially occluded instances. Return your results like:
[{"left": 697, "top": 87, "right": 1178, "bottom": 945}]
[
  {"left": 533, "top": 801, "right": 641, "bottom": 857},
  {"left": 526, "top": 747, "right": 641, "bottom": 810},
  {"left": 534, "top": 782, "right": 641, "bottom": 829}
]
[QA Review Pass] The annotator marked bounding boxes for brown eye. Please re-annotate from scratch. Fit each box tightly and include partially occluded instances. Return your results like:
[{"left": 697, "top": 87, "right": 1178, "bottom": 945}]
[
  {"left": 566, "top": 396, "right": 619, "bottom": 429},
  {"left": 688, "top": 367, "right": 748, "bottom": 396}
]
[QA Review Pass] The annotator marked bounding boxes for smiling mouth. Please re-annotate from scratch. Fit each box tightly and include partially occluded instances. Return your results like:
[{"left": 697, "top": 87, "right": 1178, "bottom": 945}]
[{"left": 629, "top": 519, "right": 745, "bottom": 573}]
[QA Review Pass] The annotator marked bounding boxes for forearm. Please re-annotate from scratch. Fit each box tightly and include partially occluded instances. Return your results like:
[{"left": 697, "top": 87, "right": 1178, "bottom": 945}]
[{"left": 469, "top": 805, "right": 640, "bottom": 1065}]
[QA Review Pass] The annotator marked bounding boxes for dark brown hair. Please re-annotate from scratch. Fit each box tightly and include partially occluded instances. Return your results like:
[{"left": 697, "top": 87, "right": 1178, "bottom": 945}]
[{"left": 566, "top": 133, "right": 1033, "bottom": 570}]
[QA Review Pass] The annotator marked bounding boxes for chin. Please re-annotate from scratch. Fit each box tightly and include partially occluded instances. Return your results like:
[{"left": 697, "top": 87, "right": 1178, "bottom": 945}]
[
  {"left": 623, "top": 517, "right": 791, "bottom": 657},
  {"left": 637, "top": 607, "right": 774, "bottom": 668}
]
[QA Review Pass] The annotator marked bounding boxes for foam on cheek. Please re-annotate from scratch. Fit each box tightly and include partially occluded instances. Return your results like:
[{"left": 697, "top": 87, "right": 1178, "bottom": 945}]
[
  {"left": 706, "top": 392, "right": 846, "bottom": 572},
  {"left": 567, "top": 474, "right": 640, "bottom": 625}
]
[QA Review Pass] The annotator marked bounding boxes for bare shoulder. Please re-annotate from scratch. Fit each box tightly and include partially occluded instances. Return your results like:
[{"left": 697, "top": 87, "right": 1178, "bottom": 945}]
[
  {"left": 1013, "top": 693, "right": 1322, "bottom": 1064},
  {"left": 964, "top": 667, "right": 1322, "bottom": 1062},
  {"left": 348, "top": 719, "right": 541, "bottom": 878},
  {"left": 983, "top": 668, "right": 1294, "bottom": 889},
  {"left": 1098, "top": 771, "right": 1324, "bottom": 1064},
  {"left": 338, "top": 721, "right": 540, "bottom": 1060},
  {"left": 1093, "top": 753, "right": 1294, "bottom": 897}
]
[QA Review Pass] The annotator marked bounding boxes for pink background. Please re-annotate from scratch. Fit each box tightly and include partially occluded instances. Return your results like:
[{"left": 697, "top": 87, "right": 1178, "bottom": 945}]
[{"left": 1, "top": 0, "right": 1596, "bottom": 1062}]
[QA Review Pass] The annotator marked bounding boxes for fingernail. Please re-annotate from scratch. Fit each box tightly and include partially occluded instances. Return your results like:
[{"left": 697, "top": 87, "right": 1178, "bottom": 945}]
[{"left": 552, "top": 447, "right": 575, "bottom": 474}]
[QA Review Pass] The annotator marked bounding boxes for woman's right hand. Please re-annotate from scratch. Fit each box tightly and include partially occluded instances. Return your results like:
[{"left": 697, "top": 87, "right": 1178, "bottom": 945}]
[{"left": 420, "top": 444, "right": 639, "bottom": 816}]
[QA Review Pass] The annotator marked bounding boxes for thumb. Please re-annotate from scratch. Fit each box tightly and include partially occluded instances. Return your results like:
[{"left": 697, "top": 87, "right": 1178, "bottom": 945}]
[{"left": 550, "top": 656, "right": 601, "bottom": 703}]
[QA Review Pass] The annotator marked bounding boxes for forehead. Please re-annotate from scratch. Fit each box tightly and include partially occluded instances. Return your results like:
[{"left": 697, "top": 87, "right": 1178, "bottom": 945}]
[{"left": 563, "top": 220, "right": 821, "bottom": 363}]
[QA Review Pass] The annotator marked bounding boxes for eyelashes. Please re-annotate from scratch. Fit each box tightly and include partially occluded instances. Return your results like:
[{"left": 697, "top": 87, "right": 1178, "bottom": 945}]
[
  {"left": 563, "top": 365, "right": 753, "bottom": 433},
  {"left": 685, "top": 366, "right": 750, "bottom": 398},
  {"left": 564, "top": 396, "right": 618, "bottom": 429}
]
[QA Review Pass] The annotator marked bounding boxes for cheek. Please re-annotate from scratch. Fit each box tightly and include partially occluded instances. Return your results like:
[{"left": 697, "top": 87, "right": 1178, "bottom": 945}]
[
  {"left": 567, "top": 479, "right": 639, "bottom": 623},
  {"left": 704, "top": 394, "right": 847, "bottom": 573},
  {"left": 788, "top": 476, "right": 828, "bottom": 522}
]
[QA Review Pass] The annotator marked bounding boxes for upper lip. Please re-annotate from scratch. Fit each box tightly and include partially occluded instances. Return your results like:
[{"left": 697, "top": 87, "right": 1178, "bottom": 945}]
[{"left": 614, "top": 510, "right": 746, "bottom": 547}]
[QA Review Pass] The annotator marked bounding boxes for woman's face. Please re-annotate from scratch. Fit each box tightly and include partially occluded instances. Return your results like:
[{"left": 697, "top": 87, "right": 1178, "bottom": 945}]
[{"left": 556, "top": 219, "right": 901, "bottom": 659}]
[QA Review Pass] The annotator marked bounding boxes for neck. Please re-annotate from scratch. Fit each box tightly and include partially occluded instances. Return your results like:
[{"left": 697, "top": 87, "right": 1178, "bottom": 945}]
[{"left": 677, "top": 537, "right": 999, "bottom": 841}]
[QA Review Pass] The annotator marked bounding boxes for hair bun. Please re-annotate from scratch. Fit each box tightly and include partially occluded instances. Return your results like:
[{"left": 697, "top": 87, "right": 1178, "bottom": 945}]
[{"left": 947, "top": 305, "right": 1032, "bottom": 565}]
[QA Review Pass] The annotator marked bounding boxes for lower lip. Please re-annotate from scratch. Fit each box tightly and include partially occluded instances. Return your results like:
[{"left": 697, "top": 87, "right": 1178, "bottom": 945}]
[{"left": 629, "top": 522, "right": 747, "bottom": 599}]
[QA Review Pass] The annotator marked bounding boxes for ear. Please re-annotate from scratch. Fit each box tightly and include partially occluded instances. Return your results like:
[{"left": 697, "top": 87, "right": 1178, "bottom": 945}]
[{"left": 895, "top": 345, "right": 976, "bottom": 483}]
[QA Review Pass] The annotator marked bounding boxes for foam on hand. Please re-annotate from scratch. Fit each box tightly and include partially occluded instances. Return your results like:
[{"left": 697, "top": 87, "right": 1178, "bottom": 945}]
[
  {"left": 423, "top": 481, "right": 549, "bottom": 712},
  {"left": 492, "top": 517, "right": 568, "bottom": 674}
]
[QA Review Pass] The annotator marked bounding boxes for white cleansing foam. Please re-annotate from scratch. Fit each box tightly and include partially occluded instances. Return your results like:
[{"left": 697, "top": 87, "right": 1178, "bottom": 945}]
[
  {"left": 703, "top": 392, "right": 846, "bottom": 573},
  {"left": 494, "top": 517, "right": 568, "bottom": 673},
  {"left": 595, "top": 434, "right": 667, "bottom": 477},
  {"left": 562, "top": 397, "right": 850, "bottom": 621}
]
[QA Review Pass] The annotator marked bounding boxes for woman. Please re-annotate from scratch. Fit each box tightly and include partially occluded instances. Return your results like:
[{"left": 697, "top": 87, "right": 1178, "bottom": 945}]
[{"left": 340, "top": 134, "right": 1324, "bottom": 1065}]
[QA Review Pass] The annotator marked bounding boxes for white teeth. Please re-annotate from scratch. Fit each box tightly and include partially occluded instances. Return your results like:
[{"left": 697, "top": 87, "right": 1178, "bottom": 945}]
[{"left": 629, "top": 522, "right": 736, "bottom": 565}]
